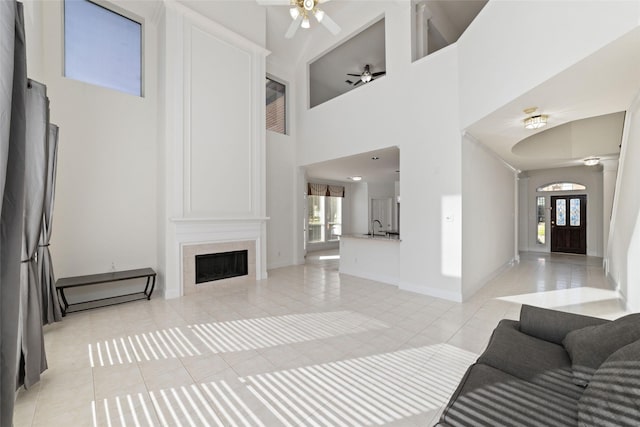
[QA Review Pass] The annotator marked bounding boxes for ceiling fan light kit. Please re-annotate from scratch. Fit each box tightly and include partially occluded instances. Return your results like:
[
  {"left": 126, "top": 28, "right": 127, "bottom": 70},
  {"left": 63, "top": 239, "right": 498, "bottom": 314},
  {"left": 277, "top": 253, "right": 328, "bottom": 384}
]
[
  {"left": 273, "top": 0, "right": 340, "bottom": 38},
  {"left": 346, "top": 64, "right": 386, "bottom": 86}
]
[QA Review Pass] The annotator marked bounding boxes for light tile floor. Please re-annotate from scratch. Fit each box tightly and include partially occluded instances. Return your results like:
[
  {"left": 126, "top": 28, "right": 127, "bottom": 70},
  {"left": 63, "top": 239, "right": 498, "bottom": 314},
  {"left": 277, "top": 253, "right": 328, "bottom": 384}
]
[{"left": 13, "top": 251, "right": 628, "bottom": 427}]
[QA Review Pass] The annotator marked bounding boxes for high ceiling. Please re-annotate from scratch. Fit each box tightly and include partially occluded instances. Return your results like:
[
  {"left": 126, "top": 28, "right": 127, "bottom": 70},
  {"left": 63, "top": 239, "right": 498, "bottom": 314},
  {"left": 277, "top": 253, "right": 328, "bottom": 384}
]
[
  {"left": 171, "top": 1, "right": 640, "bottom": 175},
  {"left": 466, "top": 27, "right": 640, "bottom": 171}
]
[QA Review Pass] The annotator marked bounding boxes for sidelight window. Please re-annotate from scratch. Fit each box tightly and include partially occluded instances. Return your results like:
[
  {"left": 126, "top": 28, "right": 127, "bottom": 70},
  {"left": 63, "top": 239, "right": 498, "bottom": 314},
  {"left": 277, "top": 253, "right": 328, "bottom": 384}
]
[{"left": 536, "top": 196, "right": 546, "bottom": 244}]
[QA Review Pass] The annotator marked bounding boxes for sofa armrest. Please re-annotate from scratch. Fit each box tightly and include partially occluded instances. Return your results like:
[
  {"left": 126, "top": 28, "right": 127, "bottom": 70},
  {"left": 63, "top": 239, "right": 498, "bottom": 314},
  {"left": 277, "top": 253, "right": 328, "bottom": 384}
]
[{"left": 519, "top": 304, "right": 608, "bottom": 345}]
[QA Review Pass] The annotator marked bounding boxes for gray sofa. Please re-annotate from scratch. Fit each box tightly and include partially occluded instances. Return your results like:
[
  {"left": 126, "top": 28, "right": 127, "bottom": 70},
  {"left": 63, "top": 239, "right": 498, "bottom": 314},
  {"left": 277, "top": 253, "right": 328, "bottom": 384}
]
[{"left": 436, "top": 305, "right": 640, "bottom": 426}]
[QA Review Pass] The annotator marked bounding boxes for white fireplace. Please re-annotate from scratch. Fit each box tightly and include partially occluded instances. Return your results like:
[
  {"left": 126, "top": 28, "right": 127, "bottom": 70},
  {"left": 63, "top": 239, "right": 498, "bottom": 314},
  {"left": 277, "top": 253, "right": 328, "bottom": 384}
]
[
  {"left": 165, "top": 218, "right": 267, "bottom": 298},
  {"left": 160, "top": 4, "right": 270, "bottom": 299}
]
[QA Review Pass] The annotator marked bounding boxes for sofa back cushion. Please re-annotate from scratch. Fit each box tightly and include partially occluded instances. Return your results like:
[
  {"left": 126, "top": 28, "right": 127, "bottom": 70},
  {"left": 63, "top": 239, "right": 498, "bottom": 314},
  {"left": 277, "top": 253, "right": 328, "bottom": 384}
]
[
  {"left": 578, "top": 339, "right": 640, "bottom": 426},
  {"left": 563, "top": 313, "right": 640, "bottom": 386},
  {"left": 519, "top": 304, "right": 608, "bottom": 345}
]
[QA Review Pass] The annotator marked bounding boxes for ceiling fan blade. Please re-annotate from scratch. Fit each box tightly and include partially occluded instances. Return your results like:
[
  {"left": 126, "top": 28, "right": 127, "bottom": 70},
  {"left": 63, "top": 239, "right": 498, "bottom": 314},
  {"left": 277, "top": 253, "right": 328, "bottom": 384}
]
[
  {"left": 346, "top": 73, "right": 361, "bottom": 77},
  {"left": 372, "top": 71, "right": 386, "bottom": 77},
  {"left": 319, "top": 12, "right": 341, "bottom": 35},
  {"left": 345, "top": 80, "right": 353, "bottom": 84},
  {"left": 256, "top": 0, "right": 290, "bottom": 5},
  {"left": 354, "top": 79, "right": 362, "bottom": 86},
  {"left": 285, "top": 15, "right": 302, "bottom": 39}
]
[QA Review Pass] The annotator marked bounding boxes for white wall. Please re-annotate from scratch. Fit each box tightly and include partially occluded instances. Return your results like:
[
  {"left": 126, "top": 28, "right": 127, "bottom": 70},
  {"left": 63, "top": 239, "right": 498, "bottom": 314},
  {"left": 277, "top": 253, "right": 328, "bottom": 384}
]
[
  {"left": 266, "top": 131, "right": 296, "bottom": 269},
  {"left": 265, "top": 61, "right": 297, "bottom": 270},
  {"left": 36, "top": 1, "right": 159, "bottom": 287},
  {"left": 461, "top": 135, "right": 516, "bottom": 300},
  {"left": 348, "top": 182, "right": 368, "bottom": 235},
  {"left": 295, "top": 3, "right": 464, "bottom": 300},
  {"left": 607, "top": 93, "right": 640, "bottom": 311},
  {"left": 458, "top": 0, "right": 640, "bottom": 128},
  {"left": 520, "top": 166, "right": 604, "bottom": 257}
]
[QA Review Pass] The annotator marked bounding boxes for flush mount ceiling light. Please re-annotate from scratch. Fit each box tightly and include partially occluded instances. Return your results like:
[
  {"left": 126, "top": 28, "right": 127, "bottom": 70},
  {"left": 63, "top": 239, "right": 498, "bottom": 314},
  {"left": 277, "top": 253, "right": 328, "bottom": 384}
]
[
  {"left": 349, "top": 176, "right": 362, "bottom": 181},
  {"left": 584, "top": 157, "right": 600, "bottom": 166},
  {"left": 523, "top": 107, "right": 548, "bottom": 130},
  {"left": 259, "top": 0, "right": 341, "bottom": 39}
]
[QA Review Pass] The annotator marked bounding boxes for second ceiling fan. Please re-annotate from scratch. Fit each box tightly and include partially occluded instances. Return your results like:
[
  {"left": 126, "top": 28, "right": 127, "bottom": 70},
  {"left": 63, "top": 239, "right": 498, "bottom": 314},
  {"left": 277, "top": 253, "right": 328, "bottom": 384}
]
[{"left": 346, "top": 65, "right": 386, "bottom": 86}]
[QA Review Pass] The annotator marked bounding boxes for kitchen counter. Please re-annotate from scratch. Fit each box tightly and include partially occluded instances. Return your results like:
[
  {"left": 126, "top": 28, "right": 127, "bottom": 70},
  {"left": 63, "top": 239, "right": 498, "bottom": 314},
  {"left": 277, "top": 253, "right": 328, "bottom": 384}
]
[
  {"left": 339, "top": 235, "right": 400, "bottom": 286},
  {"left": 342, "top": 233, "right": 401, "bottom": 241}
]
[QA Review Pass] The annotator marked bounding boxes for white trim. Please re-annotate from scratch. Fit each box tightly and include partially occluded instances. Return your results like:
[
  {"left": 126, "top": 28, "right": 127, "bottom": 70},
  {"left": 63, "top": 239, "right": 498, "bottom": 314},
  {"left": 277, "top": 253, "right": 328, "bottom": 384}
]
[
  {"left": 339, "top": 271, "right": 400, "bottom": 287},
  {"left": 398, "top": 281, "right": 463, "bottom": 302},
  {"left": 164, "top": 0, "right": 270, "bottom": 56}
]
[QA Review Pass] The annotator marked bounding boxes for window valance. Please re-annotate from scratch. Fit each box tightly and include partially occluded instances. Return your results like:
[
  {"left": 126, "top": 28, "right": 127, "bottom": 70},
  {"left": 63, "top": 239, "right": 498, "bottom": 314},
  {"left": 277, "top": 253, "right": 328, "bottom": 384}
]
[{"left": 307, "top": 183, "right": 345, "bottom": 198}]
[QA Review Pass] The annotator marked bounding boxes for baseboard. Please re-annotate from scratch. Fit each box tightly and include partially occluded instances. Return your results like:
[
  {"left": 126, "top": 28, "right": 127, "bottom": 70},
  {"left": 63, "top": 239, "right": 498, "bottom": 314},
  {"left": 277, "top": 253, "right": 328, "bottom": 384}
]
[
  {"left": 338, "top": 268, "right": 400, "bottom": 287},
  {"left": 398, "top": 281, "right": 463, "bottom": 302},
  {"left": 462, "top": 258, "right": 515, "bottom": 301}
]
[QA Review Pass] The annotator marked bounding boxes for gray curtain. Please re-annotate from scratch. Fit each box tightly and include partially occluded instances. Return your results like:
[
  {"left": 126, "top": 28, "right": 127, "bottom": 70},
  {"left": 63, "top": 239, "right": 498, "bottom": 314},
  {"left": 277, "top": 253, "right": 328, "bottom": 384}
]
[
  {"left": 38, "top": 123, "right": 61, "bottom": 325},
  {"left": 18, "top": 79, "right": 49, "bottom": 389},
  {"left": 1, "top": 1, "right": 27, "bottom": 424}
]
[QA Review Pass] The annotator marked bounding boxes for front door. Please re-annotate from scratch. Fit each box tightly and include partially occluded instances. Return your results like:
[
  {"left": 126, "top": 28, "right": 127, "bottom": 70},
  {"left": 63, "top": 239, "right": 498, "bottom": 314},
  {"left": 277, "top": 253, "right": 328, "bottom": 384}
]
[{"left": 550, "top": 195, "right": 587, "bottom": 254}]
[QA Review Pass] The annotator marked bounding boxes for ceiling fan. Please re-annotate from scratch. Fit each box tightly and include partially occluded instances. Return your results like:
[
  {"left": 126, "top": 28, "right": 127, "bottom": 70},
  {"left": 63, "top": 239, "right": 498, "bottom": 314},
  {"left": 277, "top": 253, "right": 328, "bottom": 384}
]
[
  {"left": 345, "top": 65, "right": 386, "bottom": 86},
  {"left": 257, "top": 0, "right": 341, "bottom": 39}
]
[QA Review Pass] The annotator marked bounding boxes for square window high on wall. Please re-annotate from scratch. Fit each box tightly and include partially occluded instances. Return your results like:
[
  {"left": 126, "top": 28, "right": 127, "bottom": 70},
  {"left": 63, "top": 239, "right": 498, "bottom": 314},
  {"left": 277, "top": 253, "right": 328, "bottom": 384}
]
[
  {"left": 266, "top": 77, "right": 286, "bottom": 134},
  {"left": 64, "top": 0, "right": 143, "bottom": 96}
]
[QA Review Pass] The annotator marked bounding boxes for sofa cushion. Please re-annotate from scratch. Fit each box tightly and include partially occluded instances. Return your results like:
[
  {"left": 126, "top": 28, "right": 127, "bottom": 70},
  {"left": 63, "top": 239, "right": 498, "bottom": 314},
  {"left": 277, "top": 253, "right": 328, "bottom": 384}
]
[
  {"left": 578, "top": 339, "right": 640, "bottom": 426},
  {"left": 519, "top": 304, "right": 608, "bottom": 345},
  {"left": 477, "top": 319, "right": 583, "bottom": 399},
  {"left": 563, "top": 313, "right": 640, "bottom": 387},
  {"left": 439, "top": 363, "right": 579, "bottom": 427}
]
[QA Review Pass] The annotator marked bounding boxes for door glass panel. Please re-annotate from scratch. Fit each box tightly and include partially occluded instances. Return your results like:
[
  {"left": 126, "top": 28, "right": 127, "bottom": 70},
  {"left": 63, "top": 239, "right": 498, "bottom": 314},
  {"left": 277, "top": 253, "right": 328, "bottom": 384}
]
[
  {"left": 536, "top": 196, "right": 545, "bottom": 244},
  {"left": 556, "top": 199, "right": 566, "bottom": 226},
  {"left": 570, "top": 199, "right": 580, "bottom": 226}
]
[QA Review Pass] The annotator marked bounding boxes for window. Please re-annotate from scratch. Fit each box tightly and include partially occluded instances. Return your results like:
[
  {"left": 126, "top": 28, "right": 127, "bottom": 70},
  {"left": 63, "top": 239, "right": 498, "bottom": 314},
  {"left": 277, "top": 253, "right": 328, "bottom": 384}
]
[
  {"left": 536, "top": 196, "right": 545, "bottom": 245},
  {"left": 537, "top": 182, "right": 586, "bottom": 192},
  {"left": 64, "top": 0, "right": 142, "bottom": 96},
  {"left": 556, "top": 199, "right": 567, "bottom": 226},
  {"left": 308, "top": 195, "right": 342, "bottom": 243},
  {"left": 266, "top": 77, "right": 286, "bottom": 134},
  {"left": 570, "top": 198, "right": 581, "bottom": 226}
]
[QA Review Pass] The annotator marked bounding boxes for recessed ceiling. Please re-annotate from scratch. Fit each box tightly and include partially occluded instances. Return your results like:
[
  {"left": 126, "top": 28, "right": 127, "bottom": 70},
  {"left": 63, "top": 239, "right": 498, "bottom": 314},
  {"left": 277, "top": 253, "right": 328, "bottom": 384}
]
[
  {"left": 511, "top": 112, "right": 623, "bottom": 161},
  {"left": 305, "top": 146, "right": 399, "bottom": 183}
]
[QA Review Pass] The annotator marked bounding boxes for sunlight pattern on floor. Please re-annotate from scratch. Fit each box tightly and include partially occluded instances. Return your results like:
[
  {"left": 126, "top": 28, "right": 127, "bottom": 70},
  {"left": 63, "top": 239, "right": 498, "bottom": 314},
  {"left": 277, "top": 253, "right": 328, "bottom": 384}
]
[
  {"left": 88, "top": 328, "right": 201, "bottom": 367},
  {"left": 189, "top": 311, "right": 389, "bottom": 353},
  {"left": 93, "top": 381, "right": 264, "bottom": 427},
  {"left": 241, "top": 343, "right": 477, "bottom": 426}
]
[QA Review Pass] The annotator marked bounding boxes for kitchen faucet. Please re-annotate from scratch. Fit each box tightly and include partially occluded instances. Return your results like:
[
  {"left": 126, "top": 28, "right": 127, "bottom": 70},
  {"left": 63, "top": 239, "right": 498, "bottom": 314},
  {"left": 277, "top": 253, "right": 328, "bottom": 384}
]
[{"left": 371, "top": 219, "right": 383, "bottom": 236}]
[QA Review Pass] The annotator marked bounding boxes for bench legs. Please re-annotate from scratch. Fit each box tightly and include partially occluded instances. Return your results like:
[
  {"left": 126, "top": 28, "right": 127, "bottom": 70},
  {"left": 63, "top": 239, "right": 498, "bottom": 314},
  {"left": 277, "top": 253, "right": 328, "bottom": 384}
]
[
  {"left": 143, "top": 275, "right": 157, "bottom": 300},
  {"left": 58, "top": 288, "right": 69, "bottom": 317}
]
